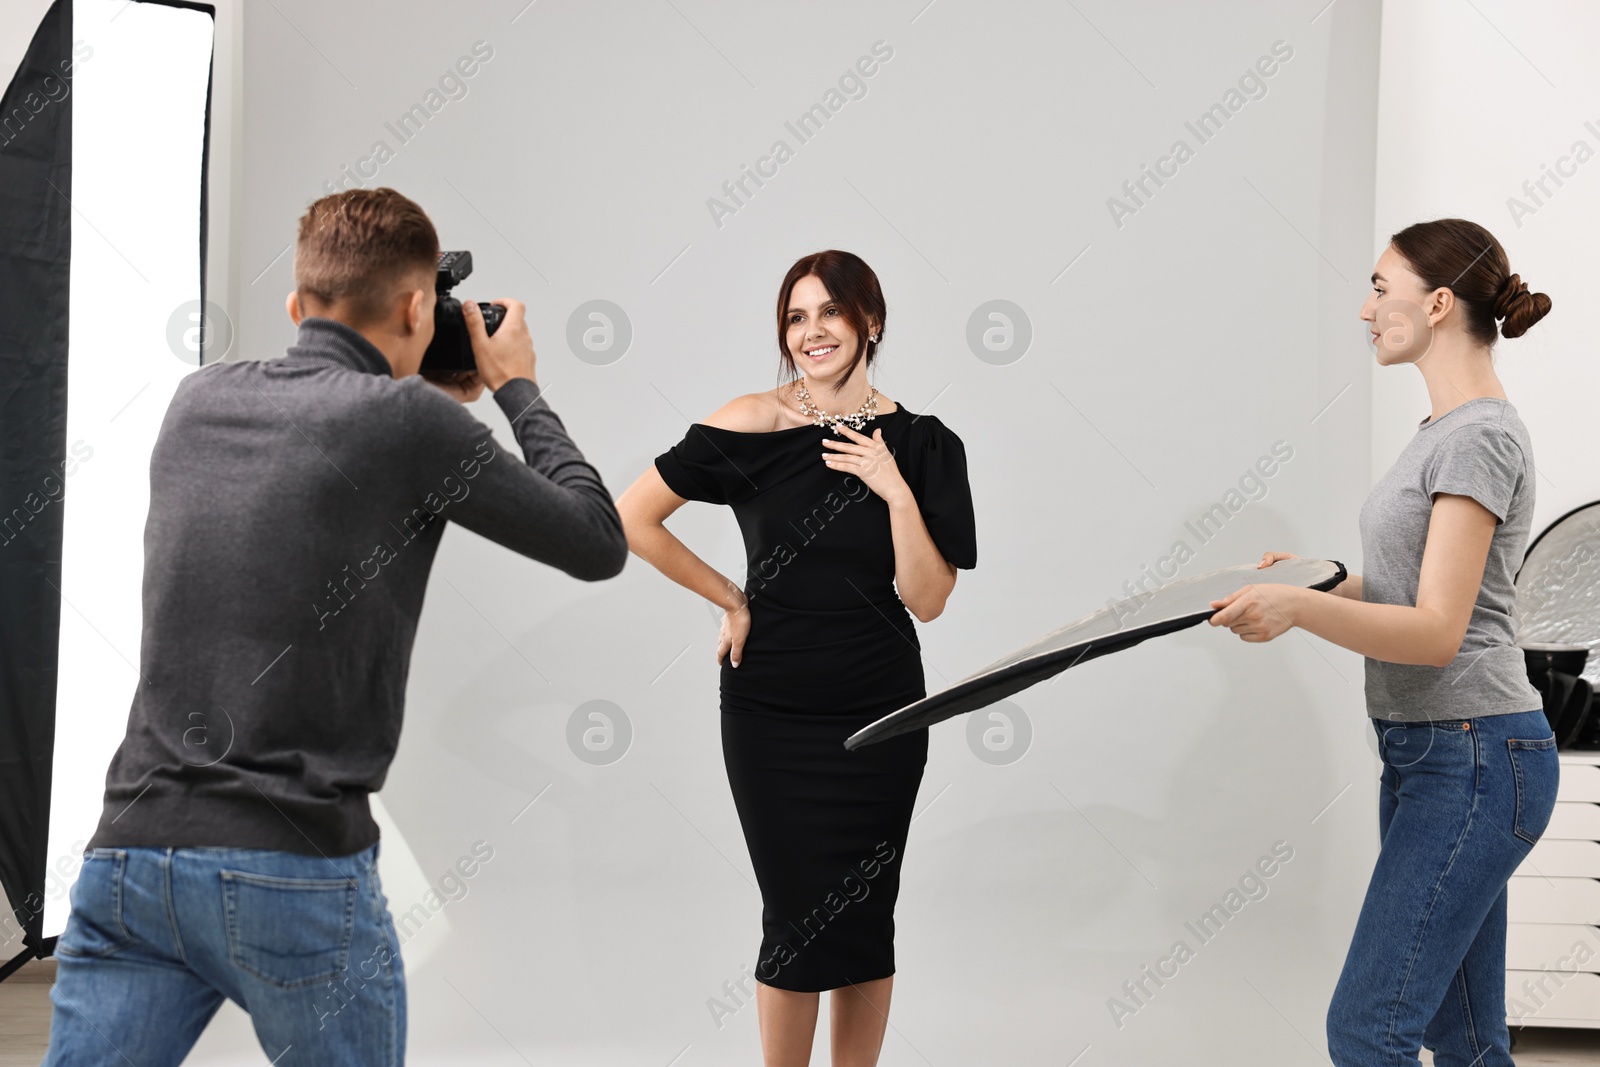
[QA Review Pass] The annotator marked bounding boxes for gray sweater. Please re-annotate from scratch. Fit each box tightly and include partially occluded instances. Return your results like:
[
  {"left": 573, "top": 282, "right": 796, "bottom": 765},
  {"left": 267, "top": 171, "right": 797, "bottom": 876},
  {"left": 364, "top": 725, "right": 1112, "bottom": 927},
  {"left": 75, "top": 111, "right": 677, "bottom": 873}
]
[{"left": 86, "top": 317, "right": 626, "bottom": 856}]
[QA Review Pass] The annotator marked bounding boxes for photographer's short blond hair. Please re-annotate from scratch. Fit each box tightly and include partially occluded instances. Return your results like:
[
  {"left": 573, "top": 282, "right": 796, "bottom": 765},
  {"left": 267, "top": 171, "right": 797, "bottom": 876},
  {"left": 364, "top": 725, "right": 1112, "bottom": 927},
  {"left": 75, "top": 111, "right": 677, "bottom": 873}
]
[{"left": 294, "top": 187, "right": 439, "bottom": 326}]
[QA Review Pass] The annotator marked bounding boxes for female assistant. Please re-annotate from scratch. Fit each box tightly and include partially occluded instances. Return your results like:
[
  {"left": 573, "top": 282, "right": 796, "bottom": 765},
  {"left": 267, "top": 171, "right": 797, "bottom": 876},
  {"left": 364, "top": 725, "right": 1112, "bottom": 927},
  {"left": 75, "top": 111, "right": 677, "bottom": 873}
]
[{"left": 1210, "top": 217, "right": 1559, "bottom": 1066}]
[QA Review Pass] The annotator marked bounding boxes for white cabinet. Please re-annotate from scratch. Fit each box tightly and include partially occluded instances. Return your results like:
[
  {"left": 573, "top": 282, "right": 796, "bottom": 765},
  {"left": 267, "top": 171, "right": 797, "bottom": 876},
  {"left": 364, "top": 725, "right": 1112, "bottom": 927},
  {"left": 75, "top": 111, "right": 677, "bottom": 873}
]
[{"left": 1508, "top": 752, "right": 1600, "bottom": 1029}]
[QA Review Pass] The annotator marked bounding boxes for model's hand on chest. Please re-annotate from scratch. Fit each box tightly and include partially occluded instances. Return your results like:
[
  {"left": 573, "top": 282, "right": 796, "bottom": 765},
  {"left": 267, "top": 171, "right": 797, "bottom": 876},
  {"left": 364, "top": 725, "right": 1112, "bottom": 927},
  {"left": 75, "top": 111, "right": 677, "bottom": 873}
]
[{"left": 821, "top": 425, "right": 911, "bottom": 509}]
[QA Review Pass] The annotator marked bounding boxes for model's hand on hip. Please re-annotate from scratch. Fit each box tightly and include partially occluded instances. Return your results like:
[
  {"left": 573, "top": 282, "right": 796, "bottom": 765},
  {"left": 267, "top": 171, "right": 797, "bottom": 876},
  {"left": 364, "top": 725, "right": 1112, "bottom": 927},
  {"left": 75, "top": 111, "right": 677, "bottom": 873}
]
[
  {"left": 821, "top": 425, "right": 910, "bottom": 505},
  {"left": 718, "top": 595, "right": 751, "bottom": 668},
  {"left": 464, "top": 298, "right": 538, "bottom": 392}
]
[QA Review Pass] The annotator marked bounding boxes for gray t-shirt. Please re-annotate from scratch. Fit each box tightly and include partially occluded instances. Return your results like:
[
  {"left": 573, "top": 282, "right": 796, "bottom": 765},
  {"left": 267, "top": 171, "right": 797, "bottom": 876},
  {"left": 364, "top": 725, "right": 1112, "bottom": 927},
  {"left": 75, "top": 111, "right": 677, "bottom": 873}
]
[{"left": 1358, "top": 397, "right": 1542, "bottom": 721}]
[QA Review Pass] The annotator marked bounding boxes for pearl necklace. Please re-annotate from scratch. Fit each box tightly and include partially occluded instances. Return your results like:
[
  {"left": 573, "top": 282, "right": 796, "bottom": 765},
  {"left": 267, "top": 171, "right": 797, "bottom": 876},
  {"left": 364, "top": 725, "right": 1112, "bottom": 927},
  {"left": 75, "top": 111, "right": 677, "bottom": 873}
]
[{"left": 794, "top": 382, "right": 878, "bottom": 434}]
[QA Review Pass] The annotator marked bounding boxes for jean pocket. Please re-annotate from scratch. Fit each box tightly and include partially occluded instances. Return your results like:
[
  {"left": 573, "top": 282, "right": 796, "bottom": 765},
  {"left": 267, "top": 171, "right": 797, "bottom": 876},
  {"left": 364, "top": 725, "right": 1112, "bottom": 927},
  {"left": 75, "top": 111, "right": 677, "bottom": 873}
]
[
  {"left": 1377, "top": 718, "right": 1471, "bottom": 769},
  {"left": 1508, "top": 736, "right": 1560, "bottom": 846},
  {"left": 221, "top": 870, "right": 357, "bottom": 989},
  {"left": 55, "top": 849, "right": 135, "bottom": 958}
]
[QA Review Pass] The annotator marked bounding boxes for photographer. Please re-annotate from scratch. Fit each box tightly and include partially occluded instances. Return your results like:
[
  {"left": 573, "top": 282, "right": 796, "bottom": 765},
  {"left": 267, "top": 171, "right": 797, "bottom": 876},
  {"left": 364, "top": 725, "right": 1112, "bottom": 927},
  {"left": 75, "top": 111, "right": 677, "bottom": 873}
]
[{"left": 41, "top": 187, "right": 625, "bottom": 1066}]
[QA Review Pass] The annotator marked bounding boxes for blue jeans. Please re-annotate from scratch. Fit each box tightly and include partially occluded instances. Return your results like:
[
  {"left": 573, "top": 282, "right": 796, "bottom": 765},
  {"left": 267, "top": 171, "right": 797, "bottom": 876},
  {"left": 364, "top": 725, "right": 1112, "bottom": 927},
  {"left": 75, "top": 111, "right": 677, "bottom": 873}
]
[
  {"left": 1327, "top": 709, "right": 1559, "bottom": 1066},
  {"left": 43, "top": 841, "right": 404, "bottom": 1066}
]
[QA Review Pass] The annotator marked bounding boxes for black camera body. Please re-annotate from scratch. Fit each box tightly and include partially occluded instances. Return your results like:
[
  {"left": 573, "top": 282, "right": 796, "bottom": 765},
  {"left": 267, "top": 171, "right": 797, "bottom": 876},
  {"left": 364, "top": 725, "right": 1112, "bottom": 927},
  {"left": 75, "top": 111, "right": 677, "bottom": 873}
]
[{"left": 420, "top": 250, "right": 503, "bottom": 375}]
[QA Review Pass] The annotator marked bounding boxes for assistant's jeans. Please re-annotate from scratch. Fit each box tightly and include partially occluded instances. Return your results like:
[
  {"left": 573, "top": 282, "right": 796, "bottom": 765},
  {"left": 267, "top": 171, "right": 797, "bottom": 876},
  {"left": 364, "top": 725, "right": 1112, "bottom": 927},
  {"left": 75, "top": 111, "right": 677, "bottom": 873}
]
[
  {"left": 43, "top": 841, "right": 404, "bottom": 1066},
  {"left": 1327, "top": 709, "right": 1559, "bottom": 1066}
]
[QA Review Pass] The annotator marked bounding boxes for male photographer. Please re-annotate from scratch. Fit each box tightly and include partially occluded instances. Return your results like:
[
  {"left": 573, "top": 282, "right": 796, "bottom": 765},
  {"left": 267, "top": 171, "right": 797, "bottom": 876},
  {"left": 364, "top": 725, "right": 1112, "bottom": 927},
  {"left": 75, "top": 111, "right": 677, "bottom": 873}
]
[{"left": 41, "top": 187, "right": 625, "bottom": 1065}]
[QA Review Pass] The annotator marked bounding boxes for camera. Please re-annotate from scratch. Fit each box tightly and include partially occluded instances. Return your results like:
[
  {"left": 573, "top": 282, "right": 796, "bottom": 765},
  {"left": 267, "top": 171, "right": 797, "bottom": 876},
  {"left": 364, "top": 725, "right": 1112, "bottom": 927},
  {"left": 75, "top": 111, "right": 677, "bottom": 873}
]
[{"left": 419, "top": 250, "right": 504, "bottom": 375}]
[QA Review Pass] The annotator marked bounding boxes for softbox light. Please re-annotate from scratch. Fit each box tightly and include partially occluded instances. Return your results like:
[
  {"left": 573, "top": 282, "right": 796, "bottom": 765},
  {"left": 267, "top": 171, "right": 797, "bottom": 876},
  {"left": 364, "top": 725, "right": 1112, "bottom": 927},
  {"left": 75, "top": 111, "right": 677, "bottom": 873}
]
[{"left": 0, "top": 0, "right": 215, "bottom": 976}]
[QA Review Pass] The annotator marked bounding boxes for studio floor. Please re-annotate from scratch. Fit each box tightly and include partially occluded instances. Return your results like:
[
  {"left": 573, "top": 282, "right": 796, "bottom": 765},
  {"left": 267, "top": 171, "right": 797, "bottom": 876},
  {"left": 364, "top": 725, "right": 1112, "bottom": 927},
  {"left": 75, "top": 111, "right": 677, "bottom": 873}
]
[{"left": 2, "top": 962, "right": 1599, "bottom": 1066}]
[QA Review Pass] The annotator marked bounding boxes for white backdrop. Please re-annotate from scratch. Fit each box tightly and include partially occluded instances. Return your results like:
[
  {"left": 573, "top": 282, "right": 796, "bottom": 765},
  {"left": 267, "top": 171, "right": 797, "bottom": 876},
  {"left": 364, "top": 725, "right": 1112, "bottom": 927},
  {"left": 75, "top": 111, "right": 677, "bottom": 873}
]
[
  {"left": 212, "top": 1, "right": 1387, "bottom": 1063},
  {"left": 1370, "top": 0, "right": 1600, "bottom": 534},
  {"left": 7, "top": 0, "right": 1465, "bottom": 1062}
]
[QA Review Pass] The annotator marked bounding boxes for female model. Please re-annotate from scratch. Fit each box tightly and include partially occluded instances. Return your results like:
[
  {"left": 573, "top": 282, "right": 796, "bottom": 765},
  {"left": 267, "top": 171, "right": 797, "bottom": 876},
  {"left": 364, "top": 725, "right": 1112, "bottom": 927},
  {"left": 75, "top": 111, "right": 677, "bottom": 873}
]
[
  {"left": 1209, "top": 217, "right": 1558, "bottom": 1066},
  {"left": 617, "top": 250, "right": 976, "bottom": 1067}
]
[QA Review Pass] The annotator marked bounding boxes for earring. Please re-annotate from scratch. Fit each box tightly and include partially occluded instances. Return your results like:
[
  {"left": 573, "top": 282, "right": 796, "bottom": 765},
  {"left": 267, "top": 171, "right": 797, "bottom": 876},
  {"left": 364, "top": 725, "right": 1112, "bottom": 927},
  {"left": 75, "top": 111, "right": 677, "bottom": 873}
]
[{"left": 868, "top": 333, "right": 880, "bottom": 343}]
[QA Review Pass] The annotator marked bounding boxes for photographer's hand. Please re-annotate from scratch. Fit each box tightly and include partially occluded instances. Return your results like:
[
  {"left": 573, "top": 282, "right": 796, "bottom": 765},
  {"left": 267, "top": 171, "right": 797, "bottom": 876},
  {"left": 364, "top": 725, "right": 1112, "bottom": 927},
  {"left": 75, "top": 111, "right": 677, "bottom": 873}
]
[
  {"left": 424, "top": 371, "right": 485, "bottom": 404},
  {"left": 463, "top": 298, "right": 537, "bottom": 392}
]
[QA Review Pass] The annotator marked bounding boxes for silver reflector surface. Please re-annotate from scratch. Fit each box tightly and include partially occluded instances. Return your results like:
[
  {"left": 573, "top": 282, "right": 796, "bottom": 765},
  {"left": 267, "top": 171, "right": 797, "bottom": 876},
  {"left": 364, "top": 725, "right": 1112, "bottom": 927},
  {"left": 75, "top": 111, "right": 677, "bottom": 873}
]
[
  {"left": 1515, "top": 502, "right": 1600, "bottom": 687},
  {"left": 845, "top": 557, "right": 1346, "bottom": 750}
]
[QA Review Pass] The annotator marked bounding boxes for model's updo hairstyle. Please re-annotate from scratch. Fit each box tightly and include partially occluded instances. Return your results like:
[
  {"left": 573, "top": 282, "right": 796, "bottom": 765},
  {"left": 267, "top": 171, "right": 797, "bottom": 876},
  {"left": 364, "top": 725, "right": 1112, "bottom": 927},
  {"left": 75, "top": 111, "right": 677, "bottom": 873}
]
[
  {"left": 1388, "top": 218, "right": 1551, "bottom": 343},
  {"left": 775, "top": 250, "right": 887, "bottom": 396}
]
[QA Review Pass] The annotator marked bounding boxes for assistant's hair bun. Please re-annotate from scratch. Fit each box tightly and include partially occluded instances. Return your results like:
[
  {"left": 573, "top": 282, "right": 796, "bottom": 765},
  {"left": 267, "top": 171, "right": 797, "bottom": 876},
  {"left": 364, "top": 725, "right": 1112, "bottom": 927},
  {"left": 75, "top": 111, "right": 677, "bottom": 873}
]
[{"left": 1494, "top": 272, "right": 1552, "bottom": 339}]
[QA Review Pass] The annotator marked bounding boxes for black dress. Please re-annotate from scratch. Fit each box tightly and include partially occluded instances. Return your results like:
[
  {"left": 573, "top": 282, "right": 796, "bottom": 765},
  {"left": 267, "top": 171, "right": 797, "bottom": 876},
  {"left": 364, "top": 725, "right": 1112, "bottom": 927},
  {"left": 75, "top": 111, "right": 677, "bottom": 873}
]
[{"left": 655, "top": 405, "right": 977, "bottom": 992}]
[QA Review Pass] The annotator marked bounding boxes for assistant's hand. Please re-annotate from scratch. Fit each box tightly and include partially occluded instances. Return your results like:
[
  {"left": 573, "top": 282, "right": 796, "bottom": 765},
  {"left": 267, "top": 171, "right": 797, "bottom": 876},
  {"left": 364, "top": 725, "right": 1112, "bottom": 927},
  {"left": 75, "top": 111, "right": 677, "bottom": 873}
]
[
  {"left": 821, "top": 425, "right": 911, "bottom": 505},
  {"left": 1208, "top": 583, "right": 1302, "bottom": 642},
  {"left": 463, "top": 298, "right": 537, "bottom": 392},
  {"left": 717, "top": 595, "right": 751, "bottom": 669}
]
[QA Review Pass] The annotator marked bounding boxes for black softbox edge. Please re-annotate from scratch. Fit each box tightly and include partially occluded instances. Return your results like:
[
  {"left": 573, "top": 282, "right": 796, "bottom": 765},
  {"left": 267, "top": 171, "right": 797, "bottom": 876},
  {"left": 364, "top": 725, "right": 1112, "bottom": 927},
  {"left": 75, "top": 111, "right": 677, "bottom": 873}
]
[
  {"left": 0, "top": 0, "right": 216, "bottom": 981},
  {"left": 0, "top": 0, "right": 73, "bottom": 979}
]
